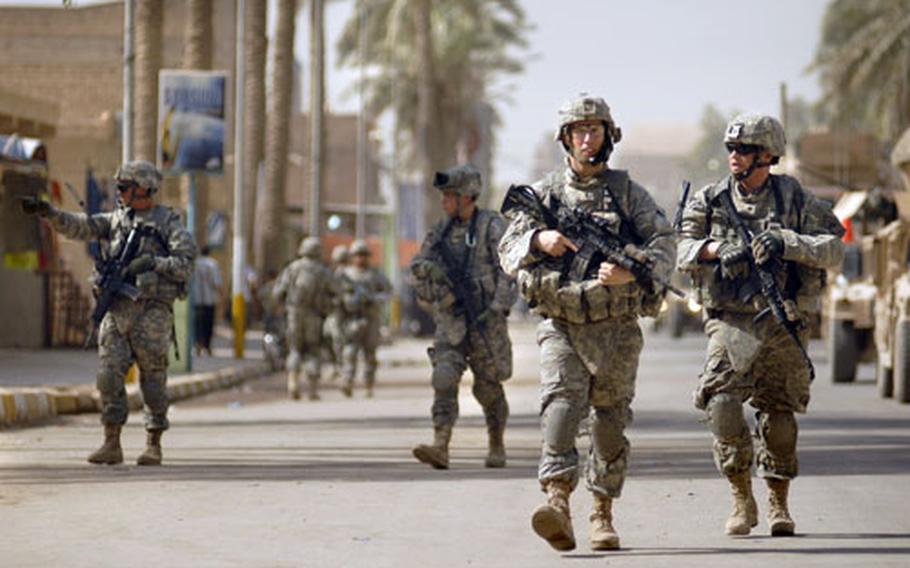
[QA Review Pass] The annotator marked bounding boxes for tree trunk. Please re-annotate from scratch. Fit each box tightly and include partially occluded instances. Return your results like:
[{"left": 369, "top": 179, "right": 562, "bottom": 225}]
[
  {"left": 413, "top": 0, "right": 441, "bottom": 233},
  {"left": 181, "top": 0, "right": 213, "bottom": 246},
  {"left": 133, "top": 0, "right": 163, "bottom": 162},
  {"left": 244, "top": 0, "right": 267, "bottom": 259},
  {"left": 256, "top": 0, "right": 297, "bottom": 276},
  {"left": 309, "top": 0, "right": 325, "bottom": 237}
]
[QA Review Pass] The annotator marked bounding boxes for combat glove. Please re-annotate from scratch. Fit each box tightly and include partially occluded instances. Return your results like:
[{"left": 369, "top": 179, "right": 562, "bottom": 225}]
[
  {"left": 717, "top": 242, "right": 750, "bottom": 280},
  {"left": 18, "top": 196, "right": 52, "bottom": 217},
  {"left": 752, "top": 229, "right": 784, "bottom": 265},
  {"left": 127, "top": 254, "right": 157, "bottom": 276}
]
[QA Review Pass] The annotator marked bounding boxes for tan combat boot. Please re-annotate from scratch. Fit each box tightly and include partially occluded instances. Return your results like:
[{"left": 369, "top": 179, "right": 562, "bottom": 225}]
[
  {"left": 87, "top": 425, "right": 124, "bottom": 465},
  {"left": 767, "top": 478, "right": 796, "bottom": 536},
  {"left": 725, "top": 471, "right": 759, "bottom": 535},
  {"left": 412, "top": 425, "right": 452, "bottom": 469},
  {"left": 531, "top": 480, "right": 576, "bottom": 551},
  {"left": 136, "top": 431, "right": 163, "bottom": 466},
  {"left": 484, "top": 429, "right": 506, "bottom": 468},
  {"left": 287, "top": 371, "right": 301, "bottom": 400},
  {"left": 589, "top": 494, "right": 620, "bottom": 550}
]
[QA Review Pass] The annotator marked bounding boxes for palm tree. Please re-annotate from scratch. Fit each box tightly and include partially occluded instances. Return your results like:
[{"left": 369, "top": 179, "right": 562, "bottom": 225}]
[
  {"left": 810, "top": 0, "right": 910, "bottom": 145},
  {"left": 243, "top": 0, "right": 267, "bottom": 259},
  {"left": 181, "top": 0, "right": 213, "bottom": 245},
  {"left": 134, "top": 0, "right": 163, "bottom": 162},
  {"left": 256, "top": 0, "right": 298, "bottom": 276},
  {"left": 337, "top": 0, "right": 529, "bottom": 228},
  {"left": 309, "top": 0, "right": 326, "bottom": 237}
]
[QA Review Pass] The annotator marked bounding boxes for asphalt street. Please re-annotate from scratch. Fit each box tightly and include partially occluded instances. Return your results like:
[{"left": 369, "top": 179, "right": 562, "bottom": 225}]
[{"left": 2, "top": 319, "right": 909, "bottom": 567}]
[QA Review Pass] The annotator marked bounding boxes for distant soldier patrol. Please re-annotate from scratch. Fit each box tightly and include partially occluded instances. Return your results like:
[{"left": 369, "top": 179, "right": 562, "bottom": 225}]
[
  {"left": 499, "top": 94, "right": 676, "bottom": 551},
  {"left": 410, "top": 164, "right": 517, "bottom": 470},
  {"left": 324, "top": 244, "right": 350, "bottom": 381},
  {"left": 273, "top": 237, "right": 333, "bottom": 400},
  {"left": 20, "top": 160, "right": 197, "bottom": 466},
  {"left": 337, "top": 240, "right": 391, "bottom": 398},
  {"left": 677, "top": 114, "right": 844, "bottom": 536}
]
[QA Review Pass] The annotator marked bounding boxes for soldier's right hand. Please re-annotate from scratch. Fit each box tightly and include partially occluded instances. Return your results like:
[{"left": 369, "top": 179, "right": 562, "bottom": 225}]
[
  {"left": 717, "top": 242, "right": 750, "bottom": 280},
  {"left": 18, "top": 196, "right": 51, "bottom": 217},
  {"left": 533, "top": 230, "right": 578, "bottom": 257}
]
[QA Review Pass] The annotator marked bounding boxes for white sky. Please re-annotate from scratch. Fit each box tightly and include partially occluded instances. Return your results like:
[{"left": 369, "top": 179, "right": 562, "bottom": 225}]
[{"left": 7, "top": 0, "right": 831, "bottom": 184}]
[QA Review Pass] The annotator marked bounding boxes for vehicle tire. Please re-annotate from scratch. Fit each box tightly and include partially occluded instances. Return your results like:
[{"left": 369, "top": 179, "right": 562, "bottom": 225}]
[
  {"left": 893, "top": 319, "right": 910, "bottom": 403},
  {"left": 668, "top": 302, "right": 684, "bottom": 339},
  {"left": 829, "top": 319, "right": 858, "bottom": 383}
]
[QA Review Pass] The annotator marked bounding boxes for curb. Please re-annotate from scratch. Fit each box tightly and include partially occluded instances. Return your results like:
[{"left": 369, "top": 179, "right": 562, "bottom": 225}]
[{"left": 0, "top": 362, "right": 272, "bottom": 429}]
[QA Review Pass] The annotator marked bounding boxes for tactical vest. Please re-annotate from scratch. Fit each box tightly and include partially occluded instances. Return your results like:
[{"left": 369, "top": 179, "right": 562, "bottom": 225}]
[
  {"left": 518, "top": 169, "right": 663, "bottom": 323},
  {"left": 692, "top": 175, "right": 827, "bottom": 314}
]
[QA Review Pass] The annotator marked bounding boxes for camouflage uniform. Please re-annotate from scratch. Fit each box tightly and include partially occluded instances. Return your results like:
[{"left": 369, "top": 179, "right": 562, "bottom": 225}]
[
  {"left": 677, "top": 114, "right": 844, "bottom": 536},
  {"left": 337, "top": 241, "right": 392, "bottom": 396},
  {"left": 44, "top": 162, "right": 196, "bottom": 434},
  {"left": 273, "top": 237, "right": 333, "bottom": 399},
  {"left": 323, "top": 245, "right": 350, "bottom": 380},
  {"left": 410, "top": 165, "right": 517, "bottom": 468}
]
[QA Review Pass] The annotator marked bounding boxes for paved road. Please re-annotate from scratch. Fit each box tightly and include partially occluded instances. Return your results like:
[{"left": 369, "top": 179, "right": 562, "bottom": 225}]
[{"left": 2, "top": 319, "right": 909, "bottom": 567}]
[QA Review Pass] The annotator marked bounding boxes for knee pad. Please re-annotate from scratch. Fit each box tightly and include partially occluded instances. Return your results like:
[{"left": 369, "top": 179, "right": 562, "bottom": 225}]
[
  {"left": 590, "top": 407, "right": 628, "bottom": 461},
  {"left": 96, "top": 368, "right": 125, "bottom": 395},
  {"left": 706, "top": 393, "right": 748, "bottom": 440},
  {"left": 431, "top": 362, "right": 460, "bottom": 395},
  {"left": 758, "top": 411, "right": 797, "bottom": 456},
  {"left": 542, "top": 398, "right": 585, "bottom": 453},
  {"left": 471, "top": 380, "right": 503, "bottom": 408}
]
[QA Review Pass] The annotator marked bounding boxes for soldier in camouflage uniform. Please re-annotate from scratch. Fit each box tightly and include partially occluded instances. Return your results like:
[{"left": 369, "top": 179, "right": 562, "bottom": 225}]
[
  {"left": 677, "top": 114, "right": 844, "bottom": 537},
  {"left": 337, "top": 240, "right": 392, "bottom": 398},
  {"left": 323, "top": 244, "right": 350, "bottom": 381},
  {"left": 20, "top": 160, "right": 196, "bottom": 466},
  {"left": 499, "top": 94, "right": 676, "bottom": 551},
  {"left": 410, "top": 164, "right": 517, "bottom": 470},
  {"left": 273, "top": 237, "right": 333, "bottom": 401}
]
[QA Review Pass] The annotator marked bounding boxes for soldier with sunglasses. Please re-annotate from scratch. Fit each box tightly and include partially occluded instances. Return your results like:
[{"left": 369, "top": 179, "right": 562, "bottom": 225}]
[
  {"left": 20, "top": 160, "right": 197, "bottom": 466},
  {"left": 677, "top": 115, "right": 844, "bottom": 536}
]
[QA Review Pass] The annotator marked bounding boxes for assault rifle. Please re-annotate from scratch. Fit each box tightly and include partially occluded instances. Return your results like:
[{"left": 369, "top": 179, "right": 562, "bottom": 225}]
[
  {"left": 718, "top": 189, "right": 815, "bottom": 381},
  {"left": 500, "top": 184, "right": 684, "bottom": 297},
  {"left": 674, "top": 180, "right": 691, "bottom": 232},
  {"left": 84, "top": 224, "right": 161, "bottom": 349}
]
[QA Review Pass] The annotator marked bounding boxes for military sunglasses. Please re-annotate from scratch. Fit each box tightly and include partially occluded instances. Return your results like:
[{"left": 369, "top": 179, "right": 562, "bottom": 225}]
[
  {"left": 116, "top": 181, "right": 139, "bottom": 192},
  {"left": 725, "top": 142, "right": 763, "bottom": 155}
]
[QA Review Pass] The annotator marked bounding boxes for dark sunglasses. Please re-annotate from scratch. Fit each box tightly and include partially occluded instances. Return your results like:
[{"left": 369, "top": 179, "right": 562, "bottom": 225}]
[
  {"left": 725, "top": 142, "right": 762, "bottom": 155},
  {"left": 117, "top": 181, "right": 138, "bottom": 192}
]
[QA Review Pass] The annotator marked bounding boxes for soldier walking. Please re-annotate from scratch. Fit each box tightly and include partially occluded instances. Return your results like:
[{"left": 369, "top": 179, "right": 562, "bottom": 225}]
[
  {"left": 337, "top": 240, "right": 391, "bottom": 398},
  {"left": 20, "top": 160, "right": 196, "bottom": 466},
  {"left": 273, "top": 237, "right": 333, "bottom": 400},
  {"left": 410, "top": 165, "right": 517, "bottom": 470},
  {"left": 499, "top": 94, "right": 676, "bottom": 551},
  {"left": 676, "top": 114, "right": 844, "bottom": 536},
  {"left": 324, "top": 244, "right": 350, "bottom": 381}
]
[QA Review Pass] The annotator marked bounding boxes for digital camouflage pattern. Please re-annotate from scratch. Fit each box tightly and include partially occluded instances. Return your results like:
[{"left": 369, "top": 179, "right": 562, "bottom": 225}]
[
  {"left": 724, "top": 114, "right": 786, "bottom": 158},
  {"left": 555, "top": 93, "right": 622, "bottom": 148},
  {"left": 432, "top": 164, "right": 483, "bottom": 198},
  {"left": 337, "top": 264, "right": 392, "bottom": 391},
  {"left": 47, "top": 202, "right": 196, "bottom": 431},
  {"left": 114, "top": 160, "right": 163, "bottom": 191},
  {"left": 273, "top": 254, "right": 334, "bottom": 381},
  {"left": 410, "top": 208, "right": 517, "bottom": 433},
  {"left": 677, "top": 173, "right": 845, "bottom": 480},
  {"left": 499, "top": 164, "right": 676, "bottom": 496}
]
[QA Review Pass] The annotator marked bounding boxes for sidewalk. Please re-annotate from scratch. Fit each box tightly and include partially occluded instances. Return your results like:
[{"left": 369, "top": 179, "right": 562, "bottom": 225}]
[{"left": 0, "top": 322, "right": 443, "bottom": 429}]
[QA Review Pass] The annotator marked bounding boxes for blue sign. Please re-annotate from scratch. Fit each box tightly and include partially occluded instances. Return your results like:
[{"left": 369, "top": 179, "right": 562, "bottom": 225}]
[{"left": 157, "top": 70, "right": 226, "bottom": 175}]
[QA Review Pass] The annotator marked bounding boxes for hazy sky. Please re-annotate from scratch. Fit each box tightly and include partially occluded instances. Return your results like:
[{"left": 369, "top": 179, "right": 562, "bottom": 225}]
[{"left": 8, "top": 0, "right": 831, "bottom": 183}]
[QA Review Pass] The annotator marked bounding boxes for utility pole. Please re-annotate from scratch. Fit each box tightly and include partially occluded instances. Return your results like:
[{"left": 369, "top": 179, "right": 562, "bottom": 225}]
[
  {"left": 308, "top": 0, "right": 324, "bottom": 236},
  {"left": 122, "top": 0, "right": 134, "bottom": 162},
  {"left": 355, "top": 2, "right": 367, "bottom": 238},
  {"left": 232, "top": 0, "right": 246, "bottom": 358}
]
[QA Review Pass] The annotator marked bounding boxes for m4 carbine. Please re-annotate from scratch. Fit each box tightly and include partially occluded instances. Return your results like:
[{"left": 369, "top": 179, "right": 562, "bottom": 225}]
[{"left": 501, "top": 184, "right": 684, "bottom": 297}]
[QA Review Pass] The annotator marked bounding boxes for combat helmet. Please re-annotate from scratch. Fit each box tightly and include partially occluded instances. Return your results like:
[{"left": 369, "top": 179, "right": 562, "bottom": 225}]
[
  {"left": 114, "top": 160, "right": 162, "bottom": 193},
  {"left": 555, "top": 93, "right": 623, "bottom": 164},
  {"left": 331, "top": 244, "right": 350, "bottom": 264},
  {"left": 349, "top": 239, "right": 371, "bottom": 257},
  {"left": 297, "top": 236, "right": 322, "bottom": 259},
  {"left": 724, "top": 114, "right": 786, "bottom": 163},
  {"left": 432, "top": 164, "right": 482, "bottom": 198}
]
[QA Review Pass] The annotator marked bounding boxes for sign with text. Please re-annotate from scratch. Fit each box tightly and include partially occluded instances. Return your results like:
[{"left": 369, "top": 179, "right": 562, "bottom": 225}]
[{"left": 157, "top": 70, "right": 226, "bottom": 176}]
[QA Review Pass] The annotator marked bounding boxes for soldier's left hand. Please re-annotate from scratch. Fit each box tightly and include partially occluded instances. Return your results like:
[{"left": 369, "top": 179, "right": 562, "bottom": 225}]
[
  {"left": 126, "top": 254, "right": 157, "bottom": 276},
  {"left": 598, "top": 262, "right": 635, "bottom": 287},
  {"left": 753, "top": 229, "right": 784, "bottom": 265}
]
